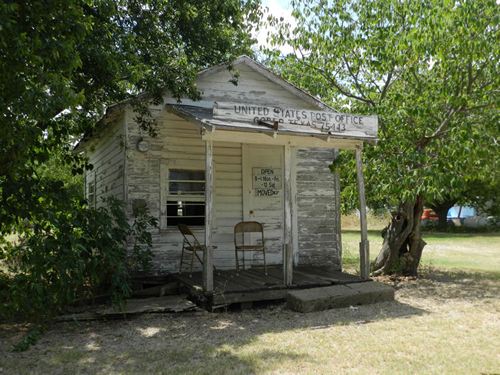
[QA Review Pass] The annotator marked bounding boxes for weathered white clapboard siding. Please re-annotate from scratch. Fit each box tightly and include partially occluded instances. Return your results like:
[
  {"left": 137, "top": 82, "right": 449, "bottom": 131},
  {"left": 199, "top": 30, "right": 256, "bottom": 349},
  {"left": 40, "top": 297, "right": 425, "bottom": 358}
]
[
  {"left": 296, "top": 148, "right": 341, "bottom": 269},
  {"left": 197, "top": 64, "right": 317, "bottom": 108},
  {"left": 84, "top": 115, "right": 126, "bottom": 206},
  {"left": 125, "top": 110, "right": 248, "bottom": 272},
  {"left": 212, "top": 141, "right": 243, "bottom": 269},
  {"left": 115, "top": 59, "right": 342, "bottom": 275}
]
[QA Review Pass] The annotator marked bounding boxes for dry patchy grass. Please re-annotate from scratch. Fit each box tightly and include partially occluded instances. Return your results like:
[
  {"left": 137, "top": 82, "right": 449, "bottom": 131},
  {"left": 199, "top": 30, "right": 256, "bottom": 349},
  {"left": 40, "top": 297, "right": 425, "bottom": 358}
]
[
  {"left": 1, "top": 268, "right": 499, "bottom": 375},
  {"left": 341, "top": 212, "right": 391, "bottom": 231},
  {"left": 342, "top": 231, "right": 500, "bottom": 274},
  {"left": 1, "top": 226, "right": 499, "bottom": 374}
]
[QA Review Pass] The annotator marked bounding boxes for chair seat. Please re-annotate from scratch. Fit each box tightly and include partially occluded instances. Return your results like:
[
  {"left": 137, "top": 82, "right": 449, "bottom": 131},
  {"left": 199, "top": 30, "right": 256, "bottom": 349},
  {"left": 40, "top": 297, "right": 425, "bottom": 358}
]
[{"left": 184, "top": 245, "right": 217, "bottom": 252}]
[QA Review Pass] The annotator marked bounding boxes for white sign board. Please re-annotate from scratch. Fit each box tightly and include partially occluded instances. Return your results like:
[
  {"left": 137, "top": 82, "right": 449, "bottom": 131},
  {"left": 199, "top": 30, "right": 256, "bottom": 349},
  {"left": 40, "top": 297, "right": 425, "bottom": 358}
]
[
  {"left": 213, "top": 102, "right": 378, "bottom": 139},
  {"left": 252, "top": 167, "right": 282, "bottom": 197}
]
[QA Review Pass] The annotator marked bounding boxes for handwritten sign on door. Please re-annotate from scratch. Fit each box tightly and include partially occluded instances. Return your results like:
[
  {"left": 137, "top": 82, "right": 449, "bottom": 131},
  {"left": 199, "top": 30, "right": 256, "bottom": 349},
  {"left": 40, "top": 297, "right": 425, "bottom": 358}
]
[{"left": 253, "top": 167, "right": 282, "bottom": 197}]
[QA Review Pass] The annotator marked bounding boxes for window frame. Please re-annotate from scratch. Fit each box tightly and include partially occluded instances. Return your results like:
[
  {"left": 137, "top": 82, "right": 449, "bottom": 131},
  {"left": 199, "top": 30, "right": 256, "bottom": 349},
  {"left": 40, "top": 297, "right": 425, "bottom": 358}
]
[
  {"left": 86, "top": 171, "right": 96, "bottom": 208},
  {"left": 167, "top": 168, "right": 206, "bottom": 227},
  {"left": 160, "top": 161, "right": 211, "bottom": 231}
]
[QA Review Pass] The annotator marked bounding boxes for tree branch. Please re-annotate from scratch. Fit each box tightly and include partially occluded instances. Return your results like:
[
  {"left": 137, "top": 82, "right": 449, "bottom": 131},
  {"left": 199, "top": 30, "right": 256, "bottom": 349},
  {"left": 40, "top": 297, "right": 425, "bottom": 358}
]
[
  {"left": 301, "top": 60, "right": 376, "bottom": 106},
  {"left": 417, "top": 105, "right": 464, "bottom": 149},
  {"left": 341, "top": 55, "right": 375, "bottom": 106},
  {"left": 379, "top": 66, "right": 395, "bottom": 102}
]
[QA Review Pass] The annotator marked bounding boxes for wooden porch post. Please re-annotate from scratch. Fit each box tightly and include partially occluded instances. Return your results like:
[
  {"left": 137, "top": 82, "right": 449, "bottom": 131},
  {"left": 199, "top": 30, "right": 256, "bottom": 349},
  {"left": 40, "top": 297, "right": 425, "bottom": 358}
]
[
  {"left": 355, "top": 145, "right": 370, "bottom": 279},
  {"left": 283, "top": 143, "right": 293, "bottom": 286},
  {"left": 203, "top": 138, "right": 214, "bottom": 292}
]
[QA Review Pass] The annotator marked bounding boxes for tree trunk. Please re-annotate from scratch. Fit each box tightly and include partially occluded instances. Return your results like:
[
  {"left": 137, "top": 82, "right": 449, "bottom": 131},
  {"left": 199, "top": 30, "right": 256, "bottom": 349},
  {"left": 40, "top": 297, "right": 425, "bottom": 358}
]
[
  {"left": 372, "top": 196, "right": 426, "bottom": 276},
  {"left": 430, "top": 200, "right": 455, "bottom": 229}
]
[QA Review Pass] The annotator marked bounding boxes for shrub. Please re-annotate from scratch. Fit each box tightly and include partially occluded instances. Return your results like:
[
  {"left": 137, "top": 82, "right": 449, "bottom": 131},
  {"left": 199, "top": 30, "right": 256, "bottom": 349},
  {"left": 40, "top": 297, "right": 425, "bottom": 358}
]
[{"left": 0, "top": 194, "right": 157, "bottom": 322}]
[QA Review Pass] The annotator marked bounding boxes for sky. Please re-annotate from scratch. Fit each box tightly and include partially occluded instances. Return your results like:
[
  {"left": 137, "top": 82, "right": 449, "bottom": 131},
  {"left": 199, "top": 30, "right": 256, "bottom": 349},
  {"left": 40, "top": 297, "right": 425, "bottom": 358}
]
[{"left": 253, "top": 0, "right": 295, "bottom": 54}]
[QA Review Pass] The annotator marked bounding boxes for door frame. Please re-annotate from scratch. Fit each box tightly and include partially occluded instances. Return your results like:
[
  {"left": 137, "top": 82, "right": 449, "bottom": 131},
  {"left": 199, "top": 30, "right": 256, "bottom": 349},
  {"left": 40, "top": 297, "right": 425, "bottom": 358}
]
[{"left": 241, "top": 143, "right": 298, "bottom": 265}]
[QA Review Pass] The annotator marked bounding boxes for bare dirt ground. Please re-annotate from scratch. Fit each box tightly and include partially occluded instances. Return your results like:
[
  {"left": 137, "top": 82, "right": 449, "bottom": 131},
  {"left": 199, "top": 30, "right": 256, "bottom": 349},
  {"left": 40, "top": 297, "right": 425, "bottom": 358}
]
[{"left": 1, "top": 267, "right": 499, "bottom": 375}]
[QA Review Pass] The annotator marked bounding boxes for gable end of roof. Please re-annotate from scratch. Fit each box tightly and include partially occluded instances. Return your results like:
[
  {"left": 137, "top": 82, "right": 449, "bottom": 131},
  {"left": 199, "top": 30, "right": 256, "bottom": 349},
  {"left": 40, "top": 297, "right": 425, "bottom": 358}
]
[{"left": 198, "top": 55, "right": 336, "bottom": 111}]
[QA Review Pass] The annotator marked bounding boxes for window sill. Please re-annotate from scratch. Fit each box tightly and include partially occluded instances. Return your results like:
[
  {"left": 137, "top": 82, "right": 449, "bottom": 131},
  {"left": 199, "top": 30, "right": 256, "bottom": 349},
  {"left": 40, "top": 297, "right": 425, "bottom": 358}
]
[{"left": 159, "top": 226, "right": 215, "bottom": 234}]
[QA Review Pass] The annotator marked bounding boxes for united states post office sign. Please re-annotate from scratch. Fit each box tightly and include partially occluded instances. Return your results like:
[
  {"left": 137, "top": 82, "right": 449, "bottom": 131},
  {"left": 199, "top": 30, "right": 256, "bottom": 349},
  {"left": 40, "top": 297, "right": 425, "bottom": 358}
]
[
  {"left": 253, "top": 167, "right": 282, "bottom": 197},
  {"left": 213, "top": 101, "right": 378, "bottom": 140}
]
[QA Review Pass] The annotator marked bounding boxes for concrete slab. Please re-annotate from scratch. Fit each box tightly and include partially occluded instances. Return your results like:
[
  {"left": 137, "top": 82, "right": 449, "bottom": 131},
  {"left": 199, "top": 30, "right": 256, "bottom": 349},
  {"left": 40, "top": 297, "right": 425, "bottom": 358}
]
[
  {"left": 287, "top": 281, "right": 394, "bottom": 313},
  {"left": 344, "top": 281, "right": 395, "bottom": 306}
]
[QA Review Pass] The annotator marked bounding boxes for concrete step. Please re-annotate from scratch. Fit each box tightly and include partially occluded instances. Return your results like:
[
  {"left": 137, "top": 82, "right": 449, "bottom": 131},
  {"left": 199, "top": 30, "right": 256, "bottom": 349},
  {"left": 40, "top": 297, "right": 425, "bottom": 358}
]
[{"left": 287, "top": 281, "right": 395, "bottom": 313}]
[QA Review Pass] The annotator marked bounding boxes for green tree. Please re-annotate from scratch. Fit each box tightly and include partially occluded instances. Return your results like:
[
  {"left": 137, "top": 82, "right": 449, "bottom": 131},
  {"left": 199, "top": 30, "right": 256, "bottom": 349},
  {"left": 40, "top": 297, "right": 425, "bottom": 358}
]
[
  {"left": 0, "top": 0, "right": 260, "bottom": 233},
  {"left": 267, "top": 0, "right": 499, "bottom": 275},
  {"left": 0, "top": 1, "right": 261, "bottom": 327}
]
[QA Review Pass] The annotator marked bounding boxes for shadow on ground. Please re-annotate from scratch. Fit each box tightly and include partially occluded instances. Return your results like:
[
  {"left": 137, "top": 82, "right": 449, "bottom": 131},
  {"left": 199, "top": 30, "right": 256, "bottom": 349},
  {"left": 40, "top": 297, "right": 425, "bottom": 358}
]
[
  {"left": 387, "top": 267, "right": 500, "bottom": 302},
  {"left": 1, "top": 300, "right": 425, "bottom": 374},
  {"left": 1, "top": 267, "right": 498, "bottom": 374}
]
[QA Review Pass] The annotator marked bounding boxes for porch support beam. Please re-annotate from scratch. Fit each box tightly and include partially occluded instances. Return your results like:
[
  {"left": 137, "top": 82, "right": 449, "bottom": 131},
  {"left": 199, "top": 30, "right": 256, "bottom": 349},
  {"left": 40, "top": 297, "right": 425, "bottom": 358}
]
[
  {"left": 283, "top": 143, "right": 294, "bottom": 286},
  {"left": 355, "top": 145, "right": 370, "bottom": 279},
  {"left": 203, "top": 139, "right": 214, "bottom": 292}
]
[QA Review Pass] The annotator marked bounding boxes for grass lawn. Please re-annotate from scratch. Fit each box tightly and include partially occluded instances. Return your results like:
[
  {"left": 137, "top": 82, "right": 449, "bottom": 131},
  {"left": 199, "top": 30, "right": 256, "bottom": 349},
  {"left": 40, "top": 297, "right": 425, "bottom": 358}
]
[
  {"left": 342, "top": 230, "right": 500, "bottom": 275},
  {"left": 1, "top": 223, "right": 499, "bottom": 374}
]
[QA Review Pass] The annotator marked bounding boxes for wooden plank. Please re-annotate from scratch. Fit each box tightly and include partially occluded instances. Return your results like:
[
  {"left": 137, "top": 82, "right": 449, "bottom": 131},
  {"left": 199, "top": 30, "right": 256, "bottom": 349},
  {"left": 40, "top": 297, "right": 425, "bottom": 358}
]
[
  {"left": 283, "top": 144, "right": 293, "bottom": 286},
  {"left": 246, "top": 267, "right": 281, "bottom": 283},
  {"left": 333, "top": 149, "right": 342, "bottom": 268},
  {"left": 197, "top": 57, "right": 325, "bottom": 110},
  {"left": 260, "top": 266, "right": 284, "bottom": 283},
  {"left": 213, "top": 269, "right": 286, "bottom": 294},
  {"left": 291, "top": 149, "right": 299, "bottom": 264},
  {"left": 176, "top": 272, "right": 203, "bottom": 287},
  {"left": 215, "top": 275, "right": 251, "bottom": 293},
  {"left": 297, "top": 266, "right": 364, "bottom": 284},
  {"left": 291, "top": 269, "right": 332, "bottom": 287},
  {"left": 203, "top": 129, "right": 362, "bottom": 149},
  {"left": 213, "top": 102, "right": 378, "bottom": 141},
  {"left": 122, "top": 110, "right": 129, "bottom": 202},
  {"left": 177, "top": 271, "right": 250, "bottom": 294},
  {"left": 355, "top": 146, "right": 370, "bottom": 280},
  {"left": 203, "top": 139, "right": 214, "bottom": 292},
  {"left": 230, "top": 272, "right": 266, "bottom": 289},
  {"left": 98, "top": 295, "right": 197, "bottom": 316},
  {"left": 239, "top": 269, "right": 282, "bottom": 288}
]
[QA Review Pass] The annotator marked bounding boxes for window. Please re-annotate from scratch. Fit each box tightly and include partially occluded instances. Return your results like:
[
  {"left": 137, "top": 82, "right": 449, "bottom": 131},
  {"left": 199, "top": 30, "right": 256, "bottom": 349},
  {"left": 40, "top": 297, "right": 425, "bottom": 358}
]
[
  {"left": 87, "top": 178, "right": 96, "bottom": 208},
  {"left": 166, "top": 169, "right": 205, "bottom": 226}
]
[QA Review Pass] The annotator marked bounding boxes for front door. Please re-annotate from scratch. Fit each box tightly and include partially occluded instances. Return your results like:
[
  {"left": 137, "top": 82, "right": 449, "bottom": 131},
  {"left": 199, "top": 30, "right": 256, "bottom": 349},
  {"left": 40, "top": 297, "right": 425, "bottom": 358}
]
[{"left": 242, "top": 144, "right": 284, "bottom": 265}]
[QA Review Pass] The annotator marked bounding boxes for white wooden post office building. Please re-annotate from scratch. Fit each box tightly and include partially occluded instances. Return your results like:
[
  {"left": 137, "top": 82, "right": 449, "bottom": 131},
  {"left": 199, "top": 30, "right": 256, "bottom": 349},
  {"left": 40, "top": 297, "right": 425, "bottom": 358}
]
[{"left": 79, "top": 56, "right": 378, "bottom": 306}]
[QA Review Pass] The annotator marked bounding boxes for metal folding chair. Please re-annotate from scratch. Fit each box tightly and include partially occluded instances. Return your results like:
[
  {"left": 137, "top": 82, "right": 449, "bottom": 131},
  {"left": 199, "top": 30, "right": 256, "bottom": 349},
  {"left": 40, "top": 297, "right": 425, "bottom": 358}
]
[
  {"left": 234, "top": 221, "right": 267, "bottom": 274},
  {"left": 178, "top": 224, "right": 216, "bottom": 275}
]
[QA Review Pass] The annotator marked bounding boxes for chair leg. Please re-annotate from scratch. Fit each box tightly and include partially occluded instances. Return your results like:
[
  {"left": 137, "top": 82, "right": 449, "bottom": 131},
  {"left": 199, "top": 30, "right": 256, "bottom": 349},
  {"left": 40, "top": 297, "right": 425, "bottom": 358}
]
[
  {"left": 179, "top": 243, "right": 185, "bottom": 273},
  {"left": 235, "top": 248, "right": 239, "bottom": 274},
  {"left": 263, "top": 248, "right": 267, "bottom": 275},
  {"left": 189, "top": 249, "right": 196, "bottom": 276},
  {"left": 194, "top": 251, "right": 204, "bottom": 266}
]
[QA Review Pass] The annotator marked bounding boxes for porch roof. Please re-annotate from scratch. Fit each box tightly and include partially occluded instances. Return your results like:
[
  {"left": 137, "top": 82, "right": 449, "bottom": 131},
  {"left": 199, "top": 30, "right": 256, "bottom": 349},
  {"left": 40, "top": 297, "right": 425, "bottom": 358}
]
[{"left": 167, "top": 104, "right": 377, "bottom": 150}]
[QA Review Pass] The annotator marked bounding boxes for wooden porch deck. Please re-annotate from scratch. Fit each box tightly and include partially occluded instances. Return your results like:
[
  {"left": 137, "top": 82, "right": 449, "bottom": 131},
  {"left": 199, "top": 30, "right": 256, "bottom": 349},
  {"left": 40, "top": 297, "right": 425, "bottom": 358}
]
[{"left": 174, "top": 265, "right": 368, "bottom": 308}]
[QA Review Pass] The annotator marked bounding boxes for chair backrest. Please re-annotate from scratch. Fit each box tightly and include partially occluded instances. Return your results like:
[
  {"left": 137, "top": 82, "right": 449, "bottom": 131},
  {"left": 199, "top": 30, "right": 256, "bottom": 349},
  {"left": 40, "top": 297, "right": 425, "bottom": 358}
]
[
  {"left": 178, "top": 224, "right": 202, "bottom": 248},
  {"left": 234, "top": 221, "right": 263, "bottom": 234},
  {"left": 234, "top": 221, "right": 264, "bottom": 246}
]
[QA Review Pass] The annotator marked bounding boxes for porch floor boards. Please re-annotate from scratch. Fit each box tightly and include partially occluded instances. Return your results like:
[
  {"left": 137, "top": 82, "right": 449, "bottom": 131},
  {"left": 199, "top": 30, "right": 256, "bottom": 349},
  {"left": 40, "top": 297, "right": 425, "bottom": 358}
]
[{"left": 174, "top": 265, "right": 368, "bottom": 307}]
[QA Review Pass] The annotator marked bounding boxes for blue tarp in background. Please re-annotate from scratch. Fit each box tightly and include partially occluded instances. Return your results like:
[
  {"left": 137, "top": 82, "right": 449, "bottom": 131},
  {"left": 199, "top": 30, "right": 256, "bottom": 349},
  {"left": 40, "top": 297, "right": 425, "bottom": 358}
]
[{"left": 447, "top": 206, "right": 476, "bottom": 219}]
